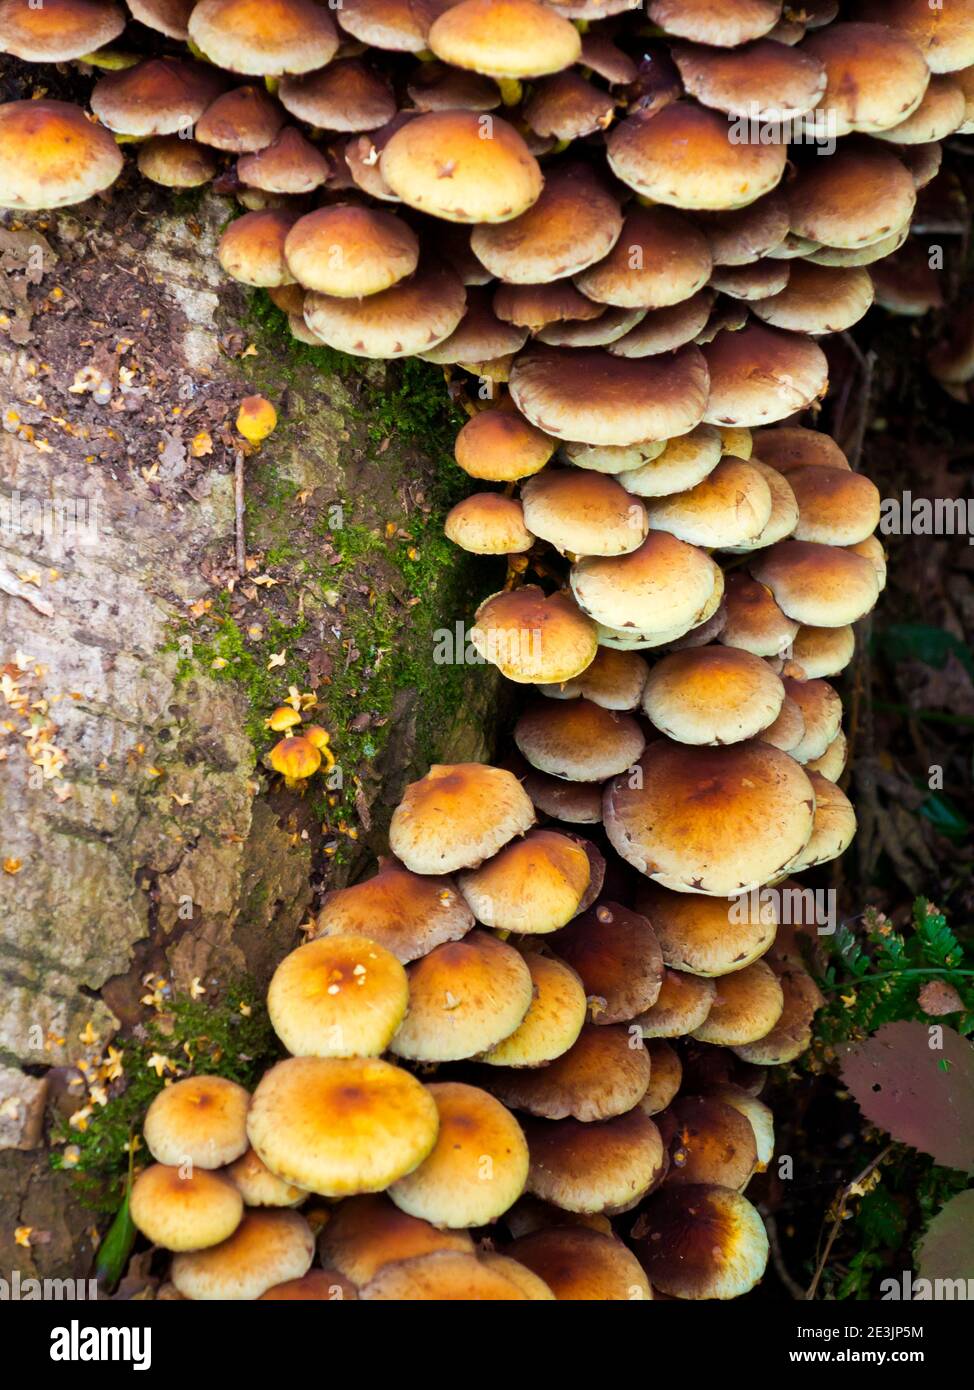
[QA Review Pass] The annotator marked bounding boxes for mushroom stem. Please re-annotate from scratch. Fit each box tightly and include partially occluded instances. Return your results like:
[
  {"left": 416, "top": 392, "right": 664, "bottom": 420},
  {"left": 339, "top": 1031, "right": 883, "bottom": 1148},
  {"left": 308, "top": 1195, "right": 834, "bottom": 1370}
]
[{"left": 497, "top": 78, "right": 523, "bottom": 107}]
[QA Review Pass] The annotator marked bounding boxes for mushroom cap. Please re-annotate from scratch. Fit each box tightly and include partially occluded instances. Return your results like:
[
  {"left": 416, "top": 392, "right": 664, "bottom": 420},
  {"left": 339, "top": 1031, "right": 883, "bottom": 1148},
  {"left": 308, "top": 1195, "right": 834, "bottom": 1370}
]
[
  {"left": 752, "top": 424, "right": 850, "bottom": 473},
  {"left": 634, "top": 967, "right": 716, "bottom": 1038},
  {"left": 856, "top": 0, "right": 974, "bottom": 75},
  {"left": 785, "top": 771, "right": 856, "bottom": 871},
  {"left": 604, "top": 739, "right": 816, "bottom": 895},
  {"left": 454, "top": 401, "right": 555, "bottom": 481},
  {"left": 171, "top": 1210, "right": 315, "bottom": 1301},
  {"left": 658, "top": 1093, "right": 758, "bottom": 1187},
  {"left": 390, "top": 762, "right": 535, "bottom": 875},
  {"left": 0, "top": 99, "right": 123, "bottom": 211},
  {"left": 285, "top": 205, "right": 418, "bottom": 298},
  {"left": 580, "top": 30, "right": 638, "bottom": 84},
  {"left": 616, "top": 423, "right": 722, "bottom": 499},
  {"left": 876, "top": 73, "right": 966, "bottom": 144},
  {"left": 549, "top": 900, "right": 664, "bottom": 1023},
  {"left": 336, "top": 0, "right": 454, "bottom": 52},
  {"left": 304, "top": 263, "right": 466, "bottom": 359},
  {"left": 672, "top": 37, "right": 827, "bottom": 119},
  {"left": 525, "top": 1109, "right": 666, "bottom": 1213},
  {"left": 522, "top": 70, "right": 615, "bottom": 140},
  {"left": 421, "top": 285, "right": 528, "bottom": 363},
  {"left": 506, "top": 1227, "right": 652, "bottom": 1300},
  {"left": 389, "top": 1082, "right": 528, "bottom": 1227},
  {"left": 710, "top": 1084, "right": 775, "bottom": 1168},
  {"left": 521, "top": 468, "right": 648, "bottom": 557},
  {"left": 237, "top": 126, "right": 330, "bottom": 195},
  {"left": 791, "top": 624, "right": 855, "bottom": 679},
  {"left": 564, "top": 438, "right": 667, "bottom": 475},
  {"left": 259, "top": 1269, "right": 358, "bottom": 1300},
  {"left": 632, "top": 1184, "right": 769, "bottom": 1298},
  {"left": 698, "top": 193, "right": 790, "bottom": 266},
  {"left": 510, "top": 344, "right": 710, "bottom": 447},
  {"left": 130, "top": 1164, "right": 244, "bottom": 1252},
  {"left": 127, "top": 0, "right": 193, "bottom": 38},
  {"left": 195, "top": 84, "right": 286, "bottom": 153},
  {"left": 225, "top": 1146, "right": 306, "bottom": 1208},
  {"left": 444, "top": 492, "right": 533, "bottom": 554},
  {"left": 721, "top": 456, "right": 799, "bottom": 553},
  {"left": 519, "top": 766, "right": 604, "bottom": 824},
  {"left": 690, "top": 959, "right": 785, "bottom": 1045},
  {"left": 805, "top": 728, "right": 848, "bottom": 783},
  {"left": 719, "top": 571, "right": 798, "bottom": 657},
  {"left": 269, "top": 734, "right": 321, "bottom": 780},
  {"left": 609, "top": 291, "right": 715, "bottom": 358},
  {"left": 848, "top": 533, "right": 887, "bottom": 591},
  {"left": 642, "top": 645, "right": 784, "bottom": 745},
  {"left": 389, "top": 929, "right": 534, "bottom": 1061},
  {"left": 218, "top": 207, "right": 298, "bottom": 288},
  {"left": 267, "top": 935, "right": 409, "bottom": 1058},
  {"left": 645, "top": 457, "right": 773, "bottom": 549},
  {"left": 471, "top": 164, "right": 623, "bottom": 285},
  {"left": 787, "top": 140, "right": 916, "bottom": 249},
  {"left": 607, "top": 102, "right": 787, "bottom": 211},
  {"left": 143, "top": 1075, "right": 250, "bottom": 1170},
  {"left": 470, "top": 586, "right": 599, "bottom": 685},
  {"left": 575, "top": 206, "right": 713, "bottom": 310},
  {"left": 800, "top": 21, "right": 930, "bottom": 135},
  {"left": 514, "top": 698, "right": 646, "bottom": 782},
  {"left": 485, "top": 1023, "right": 651, "bottom": 1121},
  {"left": 188, "top": 0, "right": 339, "bottom": 76},
  {"left": 279, "top": 60, "right": 397, "bottom": 132},
  {"left": 788, "top": 464, "right": 881, "bottom": 544},
  {"left": 343, "top": 112, "right": 416, "bottom": 202},
  {"left": 702, "top": 323, "right": 828, "bottom": 426},
  {"left": 732, "top": 965, "right": 823, "bottom": 1064},
  {"left": 318, "top": 1194, "right": 474, "bottom": 1286},
  {"left": 752, "top": 261, "right": 875, "bottom": 335},
  {"left": 381, "top": 111, "right": 542, "bottom": 223},
  {"left": 458, "top": 828, "right": 592, "bottom": 934},
  {"left": 494, "top": 280, "right": 604, "bottom": 331},
  {"left": 479, "top": 950, "right": 587, "bottom": 1066},
  {"left": 137, "top": 136, "right": 217, "bottom": 188},
  {"left": 247, "top": 1056, "right": 439, "bottom": 1196},
  {"left": 360, "top": 1249, "right": 543, "bottom": 1299},
  {"left": 315, "top": 859, "right": 474, "bottom": 964},
  {"left": 646, "top": 0, "right": 782, "bottom": 46},
  {"left": 428, "top": 0, "right": 581, "bottom": 78},
  {"left": 709, "top": 259, "right": 791, "bottom": 301},
  {"left": 640, "top": 1039, "right": 683, "bottom": 1114},
  {"left": 91, "top": 57, "right": 226, "bottom": 136},
  {"left": 408, "top": 60, "right": 502, "bottom": 112},
  {"left": 637, "top": 882, "right": 776, "bottom": 977},
  {"left": 0, "top": 0, "right": 125, "bottom": 61},
  {"left": 571, "top": 531, "right": 720, "bottom": 635},
  {"left": 751, "top": 539, "right": 879, "bottom": 626},
  {"left": 536, "top": 644, "right": 648, "bottom": 711}
]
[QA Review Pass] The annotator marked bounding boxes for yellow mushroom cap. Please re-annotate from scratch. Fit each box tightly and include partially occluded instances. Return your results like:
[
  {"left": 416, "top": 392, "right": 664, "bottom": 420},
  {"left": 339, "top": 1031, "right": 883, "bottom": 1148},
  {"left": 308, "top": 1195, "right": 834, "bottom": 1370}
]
[
  {"left": 143, "top": 1075, "right": 250, "bottom": 1170},
  {"left": 389, "top": 1081, "right": 529, "bottom": 1228},
  {"left": 188, "top": 0, "right": 339, "bottom": 77},
  {"left": 360, "top": 1248, "right": 543, "bottom": 1299},
  {"left": 130, "top": 1163, "right": 243, "bottom": 1252},
  {"left": 477, "top": 951, "right": 587, "bottom": 1067},
  {"left": 690, "top": 959, "right": 785, "bottom": 1045},
  {"left": 642, "top": 645, "right": 785, "bottom": 746},
  {"left": 247, "top": 1056, "right": 440, "bottom": 1197},
  {"left": 640, "top": 1039, "right": 683, "bottom": 1114},
  {"left": 0, "top": 0, "right": 125, "bottom": 61},
  {"left": 269, "top": 735, "right": 321, "bottom": 781},
  {"left": 636, "top": 882, "right": 776, "bottom": 978},
  {"left": 236, "top": 394, "right": 277, "bottom": 443},
  {"left": 218, "top": 208, "right": 299, "bottom": 288},
  {"left": 471, "top": 586, "right": 599, "bottom": 686},
  {"left": 389, "top": 762, "right": 535, "bottom": 874},
  {"left": 0, "top": 100, "right": 123, "bottom": 211},
  {"left": 750, "top": 539, "right": 879, "bottom": 627},
  {"left": 454, "top": 401, "right": 555, "bottom": 481},
  {"left": 444, "top": 492, "right": 534, "bottom": 555},
  {"left": 315, "top": 858, "right": 474, "bottom": 964},
  {"left": 731, "top": 965, "right": 824, "bottom": 1065},
  {"left": 285, "top": 205, "right": 419, "bottom": 298},
  {"left": 318, "top": 1193, "right": 474, "bottom": 1287},
  {"left": 647, "top": 0, "right": 781, "bottom": 46},
  {"left": 429, "top": 0, "right": 581, "bottom": 79},
  {"left": 458, "top": 828, "right": 591, "bottom": 935},
  {"left": 485, "top": 1022, "right": 652, "bottom": 1122},
  {"left": 267, "top": 935, "right": 409, "bottom": 1058},
  {"left": 225, "top": 1146, "right": 306, "bottom": 1208},
  {"left": 171, "top": 1209, "right": 315, "bottom": 1300}
]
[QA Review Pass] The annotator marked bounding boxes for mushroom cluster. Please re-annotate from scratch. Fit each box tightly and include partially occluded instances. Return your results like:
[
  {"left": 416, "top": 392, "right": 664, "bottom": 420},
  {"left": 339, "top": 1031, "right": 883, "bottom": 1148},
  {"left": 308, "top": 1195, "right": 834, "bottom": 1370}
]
[{"left": 129, "top": 758, "right": 821, "bottom": 1299}]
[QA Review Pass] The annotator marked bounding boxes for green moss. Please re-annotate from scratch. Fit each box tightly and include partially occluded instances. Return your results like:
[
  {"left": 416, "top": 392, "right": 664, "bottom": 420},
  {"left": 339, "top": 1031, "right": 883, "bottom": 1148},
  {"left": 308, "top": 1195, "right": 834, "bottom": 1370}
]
[{"left": 51, "top": 979, "right": 277, "bottom": 1212}]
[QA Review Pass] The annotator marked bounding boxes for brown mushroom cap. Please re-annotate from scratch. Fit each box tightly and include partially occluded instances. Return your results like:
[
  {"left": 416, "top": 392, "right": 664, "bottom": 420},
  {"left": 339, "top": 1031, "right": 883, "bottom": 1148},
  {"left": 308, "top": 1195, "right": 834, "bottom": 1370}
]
[
  {"left": 564, "top": 437, "right": 667, "bottom": 475},
  {"left": 709, "top": 259, "right": 791, "bottom": 301},
  {"left": 143, "top": 1075, "right": 250, "bottom": 1169},
  {"left": 523, "top": 70, "right": 616, "bottom": 140},
  {"left": 787, "top": 140, "right": 917, "bottom": 249},
  {"left": 637, "top": 882, "right": 776, "bottom": 977},
  {"left": 315, "top": 858, "right": 473, "bottom": 963},
  {"left": 801, "top": 21, "right": 930, "bottom": 136},
  {"left": 876, "top": 73, "right": 966, "bottom": 144},
  {"left": 408, "top": 60, "right": 501, "bottom": 112},
  {"left": 519, "top": 766, "right": 604, "bottom": 825},
  {"left": 444, "top": 492, "right": 533, "bottom": 554},
  {"left": 702, "top": 323, "right": 828, "bottom": 426},
  {"left": 647, "top": 0, "right": 781, "bottom": 46},
  {"left": 719, "top": 571, "right": 798, "bottom": 657},
  {"left": 267, "top": 935, "right": 409, "bottom": 1059},
  {"left": 389, "top": 1082, "right": 528, "bottom": 1228},
  {"left": 640, "top": 1039, "right": 683, "bottom": 1115},
  {"left": 633, "top": 1183, "right": 769, "bottom": 1298},
  {"left": 279, "top": 60, "right": 396, "bottom": 132},
  {"left": 478, "top": 950, "right": 587, "bottom": 1066},
  {"left": 343, "top": 112, "right": 416, "bottom": 202},
  {"left": 607, "top": 101, "right": 787, "bottom": 211},
  {"left": 521, "top": 468, "right": 647, "bottom": 557},
  {"left": 389, "top": 762, "right": 535, "bottom": 875},
  {"left": 137, "top": 136, "right": 217, "bottom": 188},
  {"left": 751, "top": 539, "right": 879, "bottom": 626},
  {"left": 0, "top": 99, "right": 123, "bottom": 211},
  {"left": 609, "top": 291, "right": 715, "bottom": 358},
  {"left": 605, "top": 740, "right": 816, "bottom": 895},
  {"left": 525, "top": 1108, "right": 666, "bottom": 1213},
  {"left": 690, "top": 959, "right": 784, "bottom": 1045},
  {"left": 454, "top": 401, "right": 555, "bottom": 481},
  {"left": 732, "top": 965, "right": 823, "bottom": 1064},
  {"left": 847, "top": 533, "right": 887, "bottom": 591},
  {"left": 645, "top": 457, "right": 774, "bottom": 549},
  {"left": 471, "top": 164, "right": 622, "bottom": 285},
  {"left": 642, "top": 645, "right": 785, "bottom": 745},
  {"left": 336, "top": 0, "right": 452, "bottom": 52},
  {"left": 305, "top": 263, "right": 465, "bottom": 359},
  {"left": 458, "top": 828, "right": 591, "bottom": 935},
  {"left": 616, "top": 423, "right": 722, "bottom": 499},
  {"left": 225, "top": 1146, "right": 306, "bottom": 1208},
  {"left": 785, "top": 771, "right": 856, "bottom": 871},
  {"left": 471, "top": 586, "right": 599, "bottom": 685},
  {"left": 171, "top": 1209, "right": 314, "bottom": 1300},
  {"left": 721, "top": 456, "right": 799, "bottom": 553},
  {"left": 90, "top": 56, "right": 226, "bottom": 137},
  {"left": 514, "top": 698, "right": 646, "bottom": 782},
  {"left": 381, "top": 111, "right": 542, "bottom": 223},
  {"left": 536, "top": 644, "right": 648, "bottom": 711},
  {"left": 494, "top": 280, "right": 605, "bottom": 332},
  {"left": 218, "top": 207, "right": 298, "bottom": 288},
  {"left": 360, "top": 1248, "right": 543, "bottom": 1299},
  {"left": 247, "top": 1056, "right": 439, "bottom": 1195},
  {"left": 549, "top": 901, "right": 664, "bottom": 1023},
  {"left": 634, "top": 966, "right": 716, "bottom": 1038},
  {"left": 791, "top": 624, "right": 855, "bottom": 679},
  {"left": 130, "top": 1164, "right": 244, "bottom": 1252},
  {"left": 699, "top": 195, "right": 791, "bottom": 270},
  {"left": 195, "top": 84, "right": 285, "bottom": 153},
  {"left": 510, "top": 344, "right": 710, "bottom": 447},
  {"left": 752, "top": 261, "right": 875, "bottom": 335},
  {"left": 285, "top": 205, "right": 418, "bottom": 298},
  {"left": 788, "top": 465, "right": 881, "bottom": 545},
  {"left": 759, "top": 693, "right": 805, "bottom": 753},
  {"left": 237, "top": 126, "right": 329, "bottom": 194},
  {"left": 752, "top": 424, "right": 850, "bottom": 473},
  {"left": 506, "top": 1226, "right": 651, "bottom": 1300},
  {"left": 658, "top": 1093, "right": 758, "bottom": 1187},
  {"left": 857, "top": 0, "right": 974, "bottom": 73},
  {"left": 318, "top": 1194, "right": 474, "bottom": 1286},
  {"left": 428, "top": 0, "right": 581, "bottom": 78},
  {"left": 189, "top": 0, "right": 339, "bottom": 76},
  {"left": 127, "top": 0, "right": 193, "bottom": 38},
  {"left": 580, "top": 29, "right": 638, "bottom": 84},
  {"left": 805, "top": 728, "right": 848, "bottom": 782},
  {"left": 575, "top": 206, "right": 713, "bottom": 311},
  {"left": 572, "top": 530, "right": 719, "bottom": 635},
  {"left": 390, "top": 929, "right": 534, "bottom": 1062},
  {"left": 672, "top": 37, "right": 827, "bottom": 119},
  {"left": 421, "top": 285, "right": 528, "bottom": 363},
  {"left": 260, "top": 1269, "right": 358, "bottom": 1300},
  {"left": 485, "top": 1023, "right": 651, "bottom": 1122},
  {"left": 0, "top": 0, "right": 125, "bottom": 61}
]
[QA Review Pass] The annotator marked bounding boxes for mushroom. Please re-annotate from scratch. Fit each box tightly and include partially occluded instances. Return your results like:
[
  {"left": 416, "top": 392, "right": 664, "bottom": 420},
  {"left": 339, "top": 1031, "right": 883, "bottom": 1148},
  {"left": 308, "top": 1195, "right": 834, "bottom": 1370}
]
[
  {"left": 137, "top": 136, "right": 217, "bottom": 189},
  {"left": 750, "top": 539, "right": 879, "bottom": 626},
  {"left": 218, "top": 208, "right": 299, "bottom": 288},
  {"left": 420, "top": 286, "right": 529, "bottom": 364},
  {"left": 514, "top": 698, "right": 646, "bottom": 782},
  {"left": 670, "top": 37, "right": 827, "bottom": 119},
  {"left": 130, "top": 1164, "right": 244, "bottom": 1252},
  {"left": 90, "top": 57, "right": 227, "bottom": 137},
  {"left": 260, "top": 1270, "right": 358, "bottom": 1300},
  {"left": 608, "top": 292, "right": 715, "bottom": 359},
  {"left": 236, "top": 126, "right": 330, "bottom": 194},
  {"left": 786, "top": 139, "right": 916, "bottom": 250},
  {"left": 644, "top": 457, "right": 774, "bottom": 549},
  {"left": 646, "top": 0, "right": 782, "bottom": 47},
  {"left": 304, "top": 263, "right": 466, "bottom": 359},
  {"left": 658, "top": 1093, "right": 759, "bottom": 1187},
  {"left": 143, "top": 1075, "right": 250, "bottom": 1169},
  {"left": 634, "top": 967, "right": 716, "bottom": 1038},
  {"left": 407, "top": 61, "right": 501, "bottom": 113},
  {"left": 188, "top": 0, "right": 339, "bottom": 76},
  {"left": 454, "top": 400, "right": 555, "bottom": 481},
  {"left": 360, "top": 1249, "right": 548, "bottom": 1299},
  {"left": 0, "top": 100, "right": 123, "bottom": 210},
  {"left": 731, "top": 965, "right": 824, "bottom": 1065},
  {"left": 535, "top": 645, "right": 649, "bottom": 711},
  {"left": 477, "top": 951, "right": 587, "bottom": 1067},
  {"left": 616, "top": 424, "right": 723, "bottom": 499},
  {"left": 571, "top": 531, "right": 720, "bottom": 637},
  {"left": 388, "top": 763, "right": 535, "bottom": 873},
  {"left": 857, "top": 0, "right": 974, "bottom": 74},
  {"left": 285, "top": 205, "right": 419, "bottom": 297},
  {"left": 427, "top": 0, "right": 582, "bottom": 86},
  {"left": 470, "top": 586, "right": 599, "bottom": 685},
  {"left": 637, "top": 882, "right": 776, "bottom": 977},
  {"left": 690, "top": 959, "right": 785, "bottom": 1046},
  {"left": 225, "top": 1146, "right": 306, "bottom": 1208},
  {"left": 640, "top": 1040, "right": 683, "bottom": 1115},
  {"left": 642, "top": 645, "right": 785, "bottom": 746},
  {"left": 317, "top": 1193, "right": 474, "bottom": 1287},
  {"left": 483, "top": 1023, "right": 651, "bottom": 1122},
  {"left": 521, "top": 468, "right": 648, "bottom": 557},
  {"left": 549, "top": 901, "right": 664, "bottom": 1023},
  {"left": 0, "top": 0, "right": 125, "bottom": 62},
  {"left": 506, "top": 1227, "right": 652, "bottom": 1300},
  {"left": 701, "top": 322, "right": 828, "bottom": 426},
  {"left": 751, "top": 261, "right": 875, "bottom": 335},
  {"left": 522, "top": 70, "right": 616, "bottom": 140},
  {"left": 268, "top": 734, "right": 321, "bottom": 788},
  {"left": 523, "top": 1108, "right": 666, "bottom": 1213},
  {"left": 718, "top": 571, "right": 799, "bottom": 657},
  {"left": 632, "top": 1184, "right": 769, "bottom": 1299},
  {"left": 444, "top": 492, "right": 534, "bottom": 555},
  {"left": 280, "top": 59, "right": 397, "bottom": 132},
  {"left": 314, "top": 857, "right": 475, "bottom": 963},
  {"left": 575, "top": 206, "right": 713, "bottom": 310},
  {"left": 171, "top": 1209, "right": 315, "bottom": 1300},
  {"left": 799, "top": 20, "right": 930, "bottom": 135},
  {"left": 267, "top": 935, "right": 409, "bottom": 1058},
  {"left": 195, "top": 84, "right": 286, "bottom": 153},
  {"left": 458, "top": 828, "right": 592, "bottom": 934}
]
